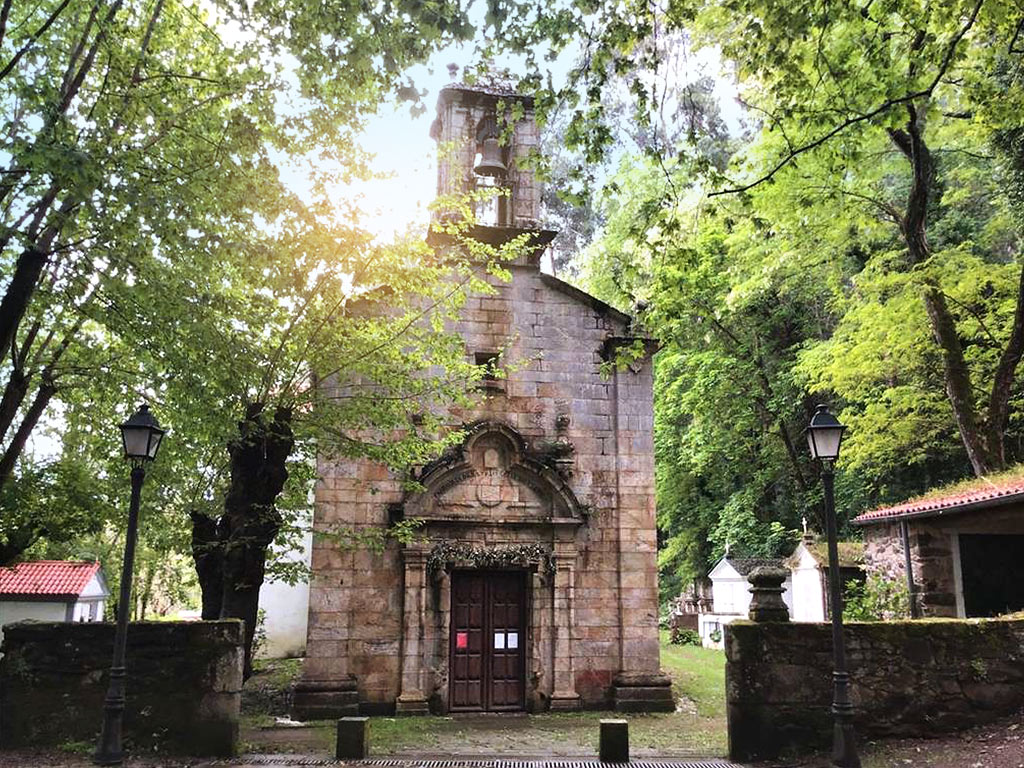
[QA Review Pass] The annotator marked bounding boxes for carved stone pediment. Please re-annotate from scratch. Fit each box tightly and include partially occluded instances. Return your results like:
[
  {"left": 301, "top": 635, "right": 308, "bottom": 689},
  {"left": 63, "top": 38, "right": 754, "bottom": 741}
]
[{"left": 405, "top": 421, "right": 586, "bottom": 525}]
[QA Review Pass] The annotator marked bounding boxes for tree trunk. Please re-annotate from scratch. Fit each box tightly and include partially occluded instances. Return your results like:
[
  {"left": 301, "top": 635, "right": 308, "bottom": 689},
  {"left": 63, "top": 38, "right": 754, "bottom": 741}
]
[
  {"left": 0, "top": 247, "right": 48, "bottom": 370},
  {"left": 0, "top": 526, "right": 40, "bottom": 566},
  {"left": 190, "top": 510, "right": 225, "bottom": 620},
  {"left": 218, "top": 402, "right": 294, "bottom": 678},
  {"left": 0, "top": 380, "right": 56, "bottom": 490},
  {"left": 889, "top": 108, "right": 1010, "bottom": 476},
  {"left": 922, "top": 284, "right": 1001, "bottom": 475}
]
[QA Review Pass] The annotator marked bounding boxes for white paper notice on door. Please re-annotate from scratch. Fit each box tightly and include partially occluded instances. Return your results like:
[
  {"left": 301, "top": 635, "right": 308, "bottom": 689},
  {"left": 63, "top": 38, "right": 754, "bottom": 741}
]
[
  {"left": 507, "top": 631, "right": 519, "bottom": 649},
  {"left": 493, "top": 632, "right": 505, "bottom": 650}
]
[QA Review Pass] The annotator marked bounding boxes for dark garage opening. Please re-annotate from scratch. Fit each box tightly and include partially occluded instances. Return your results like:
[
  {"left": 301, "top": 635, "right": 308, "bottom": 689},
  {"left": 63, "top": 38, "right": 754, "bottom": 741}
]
[{"left": 959, "top": 534, "right": 1024, "bottom": 617}]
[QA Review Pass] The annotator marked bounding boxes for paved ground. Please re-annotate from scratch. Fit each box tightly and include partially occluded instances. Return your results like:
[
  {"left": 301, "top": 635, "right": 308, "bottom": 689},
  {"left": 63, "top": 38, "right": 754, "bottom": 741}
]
[
  {"left": 217, "top": 759, "right": 743, "bottom": 767},
  {"left": 0, "top": 755, "right": 741, "bottom": 767}
]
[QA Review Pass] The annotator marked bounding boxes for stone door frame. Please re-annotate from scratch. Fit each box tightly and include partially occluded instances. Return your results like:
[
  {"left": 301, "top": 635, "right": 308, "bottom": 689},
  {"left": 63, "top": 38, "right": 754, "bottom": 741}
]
[{"left": 394, "top": 539, "right": 580, "bottom": 714}]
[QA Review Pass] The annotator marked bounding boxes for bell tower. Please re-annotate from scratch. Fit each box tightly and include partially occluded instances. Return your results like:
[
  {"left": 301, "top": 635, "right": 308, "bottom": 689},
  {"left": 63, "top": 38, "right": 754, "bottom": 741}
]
[{"left": 429, "top": 72, "right": 556, "bottom": 261}]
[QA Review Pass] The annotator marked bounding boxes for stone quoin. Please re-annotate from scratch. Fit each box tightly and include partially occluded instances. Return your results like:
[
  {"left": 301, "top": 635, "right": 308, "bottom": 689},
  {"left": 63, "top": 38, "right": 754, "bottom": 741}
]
[{"left": 292, "top": 78, "right": 673, "bottom": 717}]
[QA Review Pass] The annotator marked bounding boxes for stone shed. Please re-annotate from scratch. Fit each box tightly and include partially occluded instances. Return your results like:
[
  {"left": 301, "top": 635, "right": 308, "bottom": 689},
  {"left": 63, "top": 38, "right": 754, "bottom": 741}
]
[
  {"left": 293, "top": 78, "right": 672, "bottom": 717},
  {"left": 853, "top": 476, "right": 1024, "bottom": 618}
]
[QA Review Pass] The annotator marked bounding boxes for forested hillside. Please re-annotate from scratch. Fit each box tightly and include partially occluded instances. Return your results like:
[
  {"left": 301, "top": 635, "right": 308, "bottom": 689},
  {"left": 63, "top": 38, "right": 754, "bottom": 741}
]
[{"left": 542, "top": 1, "right": 1024, "bottom": 596}]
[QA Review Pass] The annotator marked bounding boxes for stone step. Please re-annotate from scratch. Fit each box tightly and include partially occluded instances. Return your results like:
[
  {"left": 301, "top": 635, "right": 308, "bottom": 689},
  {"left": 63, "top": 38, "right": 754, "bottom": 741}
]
[
  {"left": 291, "top": 681, "right": 360, "bottom": 721},
  {"left": 612, "top": 685, "right": 674, "bottom": 701},
  {"left": 291, "top": 701, "right": 360, "bottom": 720},
  {"left": 612, "top": 683, "right": 675, "bottom": 713}
]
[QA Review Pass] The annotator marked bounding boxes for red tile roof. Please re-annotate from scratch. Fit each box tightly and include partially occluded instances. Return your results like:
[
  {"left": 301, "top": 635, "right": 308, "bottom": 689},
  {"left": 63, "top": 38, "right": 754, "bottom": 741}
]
[
  {"left": 853, "top": 478, "right": 1024, "bottom": 525},
  {"left": 0, "top": 560, "right": 102, "bottom": 598}
]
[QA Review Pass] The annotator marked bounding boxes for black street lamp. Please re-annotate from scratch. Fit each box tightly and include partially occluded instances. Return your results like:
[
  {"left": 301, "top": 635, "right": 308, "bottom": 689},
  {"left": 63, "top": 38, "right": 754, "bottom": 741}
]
[
  {"left": 94, "top": 404, "right": 165, "bottom": 766},
  {"left": 806, "top": 403, "right": 860, "bottom": 768}
]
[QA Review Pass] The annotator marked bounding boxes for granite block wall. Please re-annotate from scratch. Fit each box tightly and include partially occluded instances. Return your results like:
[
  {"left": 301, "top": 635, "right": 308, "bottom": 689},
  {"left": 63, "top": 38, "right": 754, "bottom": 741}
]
[
  {"left": 725, "top": 618, "right": 1024, "bottom": 762},
  {"left": 303, "top": 262, "right": 666, "bottom": 713},
  {"left": 0, "top": 620, "right": 243, "bottom": 756}
]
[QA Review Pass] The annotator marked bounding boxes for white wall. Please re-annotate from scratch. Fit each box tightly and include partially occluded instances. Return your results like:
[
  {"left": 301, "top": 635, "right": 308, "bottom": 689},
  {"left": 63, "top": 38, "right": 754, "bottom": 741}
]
[
  {"left": 790, "top": 547, "right": 827, "bottom": 622},
  {"left": 258, "top": 527, "right": 312, "bottom": 659},
  {"left": 0, "top": 600, "right": 69, "bottom": 642},
  {"left": 711, "top": 574, "right": 795, "bottom": 617},
  {"left": 70, "top": 572, "right": 108, "bottom": 622},
  {"left": 71, "top": 599, "right": 105, "bottom": 622}
]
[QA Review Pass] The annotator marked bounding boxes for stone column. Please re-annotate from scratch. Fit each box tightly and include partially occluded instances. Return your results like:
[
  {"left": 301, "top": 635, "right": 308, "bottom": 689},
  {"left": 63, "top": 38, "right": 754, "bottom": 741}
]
[
  {"left": 529, "top": 569, "right": 551, "bottom": 712},
  {"left": 395, "top": 550, "right": 429, "bottom": 714},
  {"left": 550, "top": 552, "right": 580, "bottom": 710},
  {"left": 609, "top": 360, "right": 674, "bottom": 712}
]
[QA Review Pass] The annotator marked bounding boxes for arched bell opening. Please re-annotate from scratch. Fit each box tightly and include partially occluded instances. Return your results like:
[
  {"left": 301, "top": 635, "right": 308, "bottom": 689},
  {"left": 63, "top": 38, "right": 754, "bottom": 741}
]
[{"left": 473, "top": 115, "right": 511, "bottom": 227}]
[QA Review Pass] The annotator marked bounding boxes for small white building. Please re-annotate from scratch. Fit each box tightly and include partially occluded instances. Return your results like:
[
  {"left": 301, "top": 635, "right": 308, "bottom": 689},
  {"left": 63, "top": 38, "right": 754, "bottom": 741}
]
[
  {"left": 699, "top": 557, "right": 794, "bottom": 648},
  {"left": 0, "top": 560, "right": 109, "bottom": 640},
  {"left": 785, "top": 536, "right": 865, "bottom": 623},
  {"left": 697, "top": 538, "right": 865, "bottom": 648}
]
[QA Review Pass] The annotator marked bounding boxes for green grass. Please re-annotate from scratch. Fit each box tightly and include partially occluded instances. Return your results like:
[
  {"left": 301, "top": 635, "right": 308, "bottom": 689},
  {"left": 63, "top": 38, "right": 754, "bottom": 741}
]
[
  {"left": 243, "top": 657, "right": 304, "bottom": 717},
  {"left": 240, "top": 636, "right": 729, "bottom": 758},
  {"left": 658, "top": 629, "right": 726, "bottom": 718},
  {"left": 57, "top": 740, "right": 93, "bottom": 755},
  {"left": 251, "top": 657, "right": 303, "bottom": 689}
]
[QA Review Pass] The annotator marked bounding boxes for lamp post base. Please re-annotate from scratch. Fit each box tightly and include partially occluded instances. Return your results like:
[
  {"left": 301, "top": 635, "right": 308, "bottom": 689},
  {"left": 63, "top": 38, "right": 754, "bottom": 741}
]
[
  {"left": 93, "top": 666, "right": 127, "bottom": 766},
  {"left": 93, "top": 751, "right": 125, "bottom": 766},
  {"left": 832, "top": 719, "right": 861, "bottom": 768}
]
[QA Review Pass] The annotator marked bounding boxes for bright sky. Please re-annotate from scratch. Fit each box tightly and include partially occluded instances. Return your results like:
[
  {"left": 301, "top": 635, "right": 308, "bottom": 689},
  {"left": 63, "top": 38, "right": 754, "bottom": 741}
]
[{"left": 335, "top": 44, "right": 743, "bottom": 243}]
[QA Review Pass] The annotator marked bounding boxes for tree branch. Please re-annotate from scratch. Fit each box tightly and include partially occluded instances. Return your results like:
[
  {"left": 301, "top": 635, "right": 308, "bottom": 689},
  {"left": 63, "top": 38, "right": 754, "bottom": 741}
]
[
  {"left": 709, "top": 0, "right": 985, "bottom": 197},
  {"left": 0, "top": 0, "right": 74, "bottom": 84},
  {"left": 986, "top": 261, "right": 1024, "bottom": 456}
]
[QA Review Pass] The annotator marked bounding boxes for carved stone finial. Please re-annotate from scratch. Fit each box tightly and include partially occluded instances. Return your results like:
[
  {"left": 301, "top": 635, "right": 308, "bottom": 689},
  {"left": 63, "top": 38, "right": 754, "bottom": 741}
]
[
  {"left": 747, "top": 566, "right": 790, "bottom": 623},
  {"left": 447, "top": 63, "right": 459, "bottom": 81}
]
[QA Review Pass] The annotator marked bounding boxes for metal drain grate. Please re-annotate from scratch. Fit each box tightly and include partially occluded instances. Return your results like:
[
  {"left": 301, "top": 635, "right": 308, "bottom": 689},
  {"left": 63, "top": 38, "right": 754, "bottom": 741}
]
[{"left": 231, "top": 759, "right": 742, "bottom": 768}]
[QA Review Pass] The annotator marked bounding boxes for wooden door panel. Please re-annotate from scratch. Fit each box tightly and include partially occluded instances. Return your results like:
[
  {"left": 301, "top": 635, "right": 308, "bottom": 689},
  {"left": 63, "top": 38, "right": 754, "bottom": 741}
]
[
  {"left": 450, "top": 571, "right": 526, "bottom": 712},
  {"left": 450, "top": 573, "right": 485, "bottom": 710},
  {"left": 488, "top": 572, "right": 523, "bottom": 709}
]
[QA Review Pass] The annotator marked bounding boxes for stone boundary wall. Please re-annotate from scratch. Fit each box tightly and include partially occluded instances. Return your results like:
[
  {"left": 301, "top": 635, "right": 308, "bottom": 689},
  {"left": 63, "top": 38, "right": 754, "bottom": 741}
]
[
  {"left": 0, "top": 620, "right": 243, "bottom": 756},
  {"left": 725, "top": 617, "right": 1024, "bottom": 762}
]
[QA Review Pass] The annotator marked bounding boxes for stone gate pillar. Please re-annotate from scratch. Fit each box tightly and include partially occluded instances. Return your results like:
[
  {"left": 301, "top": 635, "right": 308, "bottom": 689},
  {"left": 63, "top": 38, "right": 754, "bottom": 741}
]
[{"left": 396, "top": 549, "right": 429, "bottom": 714}]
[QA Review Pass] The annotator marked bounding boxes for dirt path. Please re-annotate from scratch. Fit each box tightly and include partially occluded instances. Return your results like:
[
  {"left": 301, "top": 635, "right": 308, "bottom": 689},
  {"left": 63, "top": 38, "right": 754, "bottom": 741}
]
[{"left": 753, "top": 708, "right": 1024, "bottom": 768}]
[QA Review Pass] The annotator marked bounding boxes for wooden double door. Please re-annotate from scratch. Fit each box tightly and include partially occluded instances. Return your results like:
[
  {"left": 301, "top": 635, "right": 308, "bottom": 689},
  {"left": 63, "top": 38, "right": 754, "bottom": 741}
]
[{"left": 449, "top": 571, "right": 527, "bottom": 711}]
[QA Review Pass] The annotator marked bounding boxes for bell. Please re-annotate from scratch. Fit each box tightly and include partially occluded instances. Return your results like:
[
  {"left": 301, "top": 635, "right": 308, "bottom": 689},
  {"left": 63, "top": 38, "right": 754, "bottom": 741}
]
[{"left": 474, "top": 137, "right": 507, "bottom": 177}]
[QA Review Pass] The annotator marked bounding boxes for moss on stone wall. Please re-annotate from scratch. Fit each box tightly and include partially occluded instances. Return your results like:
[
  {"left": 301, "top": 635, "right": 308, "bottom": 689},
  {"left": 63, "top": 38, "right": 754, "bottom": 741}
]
[
  {"left": 726, "top": 617, "right": 1024, "bottom": 762},
  {"left": 0, "top": 620, "right": 244, "bottom": 756}
]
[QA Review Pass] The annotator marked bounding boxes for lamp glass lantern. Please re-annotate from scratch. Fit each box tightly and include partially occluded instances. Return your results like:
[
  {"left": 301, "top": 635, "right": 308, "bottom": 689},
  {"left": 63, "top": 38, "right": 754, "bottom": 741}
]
[
  {"left": 806, "top": 404, "right": 846, "bottom": 462},
  {"left": 119, "top": 404, "right": 165, "bottom": 463}
]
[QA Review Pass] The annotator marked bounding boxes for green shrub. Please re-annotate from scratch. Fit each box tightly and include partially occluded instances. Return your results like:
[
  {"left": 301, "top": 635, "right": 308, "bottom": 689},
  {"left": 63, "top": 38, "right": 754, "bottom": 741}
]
[
  {"left": 843, "top": 574, "right": 910, "bottom": 621},
  {"left": 670, "top": 628, "right": 701, "bottom": 646}
]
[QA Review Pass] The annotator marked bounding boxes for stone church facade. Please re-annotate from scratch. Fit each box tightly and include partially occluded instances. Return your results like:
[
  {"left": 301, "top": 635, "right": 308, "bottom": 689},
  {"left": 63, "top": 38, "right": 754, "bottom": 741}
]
[{"left": 293, "top": 81, "right": 672, "bottom": 717}]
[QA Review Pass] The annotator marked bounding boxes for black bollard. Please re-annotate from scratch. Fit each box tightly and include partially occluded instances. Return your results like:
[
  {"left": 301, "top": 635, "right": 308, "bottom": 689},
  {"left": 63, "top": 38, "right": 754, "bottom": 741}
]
[
  {"left": 599, "top": 718, "right": 629, "bottom": 763},
  {"left": 336, "top": 716, "right": 369, "bottom": 759}
]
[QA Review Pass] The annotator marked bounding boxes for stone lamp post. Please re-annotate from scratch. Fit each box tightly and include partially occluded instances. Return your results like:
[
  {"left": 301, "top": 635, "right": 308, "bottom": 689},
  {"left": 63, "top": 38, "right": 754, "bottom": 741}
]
[
  {"left": 806, "top": 404, "right": 860, "bottom": 768},
  {"left": 94, "top": 404, "right": 165, "bottom": 766}
]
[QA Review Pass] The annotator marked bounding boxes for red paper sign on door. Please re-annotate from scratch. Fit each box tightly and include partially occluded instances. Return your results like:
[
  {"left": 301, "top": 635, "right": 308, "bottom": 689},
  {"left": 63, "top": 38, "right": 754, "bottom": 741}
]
[{"left": 456, "top": 631, "right": 468, "bottom": 649}]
